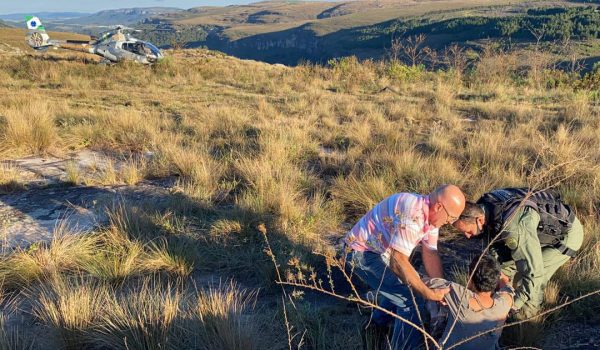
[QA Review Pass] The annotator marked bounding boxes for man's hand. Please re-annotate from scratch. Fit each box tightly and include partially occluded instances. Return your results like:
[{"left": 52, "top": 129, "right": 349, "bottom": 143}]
[{"left": 427, "top": 287, "right": 450, "bottom": 304}]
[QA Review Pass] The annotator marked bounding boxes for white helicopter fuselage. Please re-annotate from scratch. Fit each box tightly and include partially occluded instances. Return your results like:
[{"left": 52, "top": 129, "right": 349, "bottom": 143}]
[
  {"left": 95, "top": 39, "right": 161, "bottom": 64},
  {"left": 25, "top": 16, "right": 164, "bottom": 65}
]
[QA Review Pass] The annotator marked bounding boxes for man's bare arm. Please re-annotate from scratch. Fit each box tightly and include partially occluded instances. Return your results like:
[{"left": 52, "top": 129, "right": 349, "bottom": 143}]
[
  {"left": 389, "top": 249, "right": 449, "bottom": 302},
  {"left": 422, "top": 246, "right": 444, "bottom": 279}
]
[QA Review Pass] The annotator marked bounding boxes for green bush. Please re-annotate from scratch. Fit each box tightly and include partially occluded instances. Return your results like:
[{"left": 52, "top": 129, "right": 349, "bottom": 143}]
[
  {"left": 576, "top": 69, "right": 600, "bottom": 91},
  {"left": 326, "top": 56, "right": 378, "bottom": 92},
  {"left": 386, "top": 61, "right": 425, "bottom": 82},
  {"left": 542, "top": 69, "right": 573, "bottom": 89},
  {"left": 327, "top": 56, "right": 361, "bottom": 74}
]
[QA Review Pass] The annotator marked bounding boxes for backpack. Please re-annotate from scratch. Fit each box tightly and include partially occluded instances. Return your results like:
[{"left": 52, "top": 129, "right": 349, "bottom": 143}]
[{"left": 477, "top": 188, "right": 575, "bottom": 247}]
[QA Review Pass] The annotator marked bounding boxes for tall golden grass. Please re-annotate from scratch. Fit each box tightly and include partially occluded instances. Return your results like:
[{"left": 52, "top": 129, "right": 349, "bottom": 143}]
[{"left": 0, "top": 45, "right": 599, "bottom": 347}]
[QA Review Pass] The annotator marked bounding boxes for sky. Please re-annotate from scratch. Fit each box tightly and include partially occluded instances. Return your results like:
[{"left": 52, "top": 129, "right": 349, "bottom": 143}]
[{"left": 0, "top": 1, "right": 266, "bottom": 14}]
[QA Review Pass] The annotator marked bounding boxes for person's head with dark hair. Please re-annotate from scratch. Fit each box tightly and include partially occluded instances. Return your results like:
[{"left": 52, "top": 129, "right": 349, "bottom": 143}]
[
  {"left": 468, "top": 254, "right": 501, "bottom": 293},
  {"left": 453, "top": 201, "right": 486, "bottom": 239}
]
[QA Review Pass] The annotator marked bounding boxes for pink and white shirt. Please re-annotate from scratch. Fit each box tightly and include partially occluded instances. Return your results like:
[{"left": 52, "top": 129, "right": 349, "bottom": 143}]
[{"left": 344, "top": 193, "right": 439, "bottom": 257}]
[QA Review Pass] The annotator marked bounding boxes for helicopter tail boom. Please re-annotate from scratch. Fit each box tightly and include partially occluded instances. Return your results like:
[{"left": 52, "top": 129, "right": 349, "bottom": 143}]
[
  {"left": 25, "top": 16, "right": 53, "bottom": 50},
  {"left": 25, "top": 16, "right": 95, "bottom": 54}
]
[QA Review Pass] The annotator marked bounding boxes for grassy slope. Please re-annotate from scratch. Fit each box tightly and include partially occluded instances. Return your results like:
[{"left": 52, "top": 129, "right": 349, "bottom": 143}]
[
  {"left": 177, "top": 1, "right": 335, "bottom": 26},
  {"left": 0, "top": 36, "right": 599, "bottom": 347}
]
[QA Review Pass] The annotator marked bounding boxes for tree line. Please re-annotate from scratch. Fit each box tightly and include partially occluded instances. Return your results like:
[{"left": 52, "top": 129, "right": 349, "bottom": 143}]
[{"left": 386, "top": 6, "right": 600, "bottom": 44}]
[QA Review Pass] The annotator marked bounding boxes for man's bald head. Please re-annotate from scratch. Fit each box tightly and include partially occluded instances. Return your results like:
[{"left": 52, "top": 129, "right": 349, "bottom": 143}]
[
  {"left": 428, "top": 184, "right": 466, "bottom": 228},
  {"left": 431, "top": 184, "right": 466, "bottom": 213}
]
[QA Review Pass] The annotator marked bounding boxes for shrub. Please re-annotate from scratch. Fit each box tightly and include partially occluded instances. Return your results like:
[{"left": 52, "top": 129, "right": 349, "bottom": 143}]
[{"left": 386, "top": 61, "right": 425, "bottom": 82}]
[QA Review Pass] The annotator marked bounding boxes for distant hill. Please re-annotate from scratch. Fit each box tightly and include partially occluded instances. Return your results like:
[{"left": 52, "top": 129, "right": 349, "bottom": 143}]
[
  {"left": 177, "top": 1, "right": 342, "bottom": 25},
  {"left": 2, "top": 8, "right": 185, "bottom": 35},
  {"left": 0, "top": 12, "right": 89, "bottom": 22},
  {"left": 62, "top": 7, "right": 184, "bottom": 26},
  {"left": 137, "top": 0, "right": 600, "bottom": 65},
  {"left": 0, "top": 20, "right": 13, "bottom": 28}
]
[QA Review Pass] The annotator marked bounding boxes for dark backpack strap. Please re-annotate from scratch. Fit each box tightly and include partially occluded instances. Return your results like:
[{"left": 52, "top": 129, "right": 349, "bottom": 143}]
[
  {"left": 553, "top": 242, "right": 578, "bottom": 258},
  {"left": 537, "top": 231, "right": 562, "bottom": 246},
  {"left": 499, "top": 198, "right": 537, "bottom": 227}
]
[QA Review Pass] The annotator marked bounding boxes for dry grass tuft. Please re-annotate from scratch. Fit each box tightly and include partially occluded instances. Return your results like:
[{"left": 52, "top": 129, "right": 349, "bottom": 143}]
[
  {"left": 84, "top": 227, "right": 145, "bottom": 283},
  {"left": 64, "top": 161, "right": 81, "bottom": 185},
  {"left": 92, "top": 278, "right": 184, "bottom": 350},
  {"left": 209, "top": 219, "right": 243, "bottom": 239},
  {"left": 163, "top": 144, "right": 225, "bottom": 203},
  {"left": 144, "top": 240, "right": 195, "bottom": 277},
  {"left": 0, "top": 224, "right": 99, "bottom": 289},
  {"left": 191, "top": 282, "right": 259, "bottom": 350},
  {"left": 30, "top": 275, "right": 107, "bottom": 350},
  {"left": 0, "top": 99, "right": 58, "bottom": 156},
  {"left": 0, "top": 163, "right": 25, "bottom": 193},
  {"left": 120, "top": 157, "right": 148, "bottom": 185}
]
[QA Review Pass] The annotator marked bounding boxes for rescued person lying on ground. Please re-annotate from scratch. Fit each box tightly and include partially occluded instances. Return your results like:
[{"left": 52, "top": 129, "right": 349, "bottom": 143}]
[{"left": 424, "top": 254, "right": 515, "bottom": 350}]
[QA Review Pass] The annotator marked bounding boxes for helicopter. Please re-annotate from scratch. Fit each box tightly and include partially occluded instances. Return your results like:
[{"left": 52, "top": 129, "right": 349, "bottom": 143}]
[{"left": 25, "top": 16, "right": 164, "bottom": 64}]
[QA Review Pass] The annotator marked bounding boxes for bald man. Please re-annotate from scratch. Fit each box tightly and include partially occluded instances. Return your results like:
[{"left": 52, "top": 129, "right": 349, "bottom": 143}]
[{"left": 344, "top": 184, "right": 466, "bottom": 350}]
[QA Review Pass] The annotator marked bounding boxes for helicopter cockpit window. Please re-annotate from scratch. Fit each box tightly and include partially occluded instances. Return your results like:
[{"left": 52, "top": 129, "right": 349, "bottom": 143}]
[{"left": 122, "top": 42, "right": 146, "bottom": 55}]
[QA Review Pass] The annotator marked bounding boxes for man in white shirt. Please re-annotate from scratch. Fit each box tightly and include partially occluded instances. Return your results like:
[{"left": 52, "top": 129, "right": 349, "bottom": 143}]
[{"left": 345, "top": 184, "right": 466, "bottom": 349}]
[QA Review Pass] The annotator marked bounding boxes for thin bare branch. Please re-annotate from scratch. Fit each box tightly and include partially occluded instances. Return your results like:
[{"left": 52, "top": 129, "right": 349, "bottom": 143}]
[
  {"left": 277, "top": 279, "right": 442, "bottom": 349},
  {"left": 407, "top": 284, "right": 429, "bottom": 350},
  {"left": 281, "top": 295, "right": 294, "bottom": 350},
  {"left": 313, "top": 251, "right": 361, "bottom": 299},
  {"left": 261, "top": 225, "right": 441, "bottom": 348}
]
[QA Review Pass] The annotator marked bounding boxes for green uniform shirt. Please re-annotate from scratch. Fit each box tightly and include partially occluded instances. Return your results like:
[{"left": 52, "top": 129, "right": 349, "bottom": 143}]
[{"left": 498, "top": 206, "right": 543, "bottom": 310}]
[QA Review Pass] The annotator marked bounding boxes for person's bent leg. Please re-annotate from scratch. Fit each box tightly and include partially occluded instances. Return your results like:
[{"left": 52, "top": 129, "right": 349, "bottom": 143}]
[
  {"left": 541, "top": 218, "right": 584, "bottom": 286},
  {"left": 370, "top": 296, "right": 394, "bottom": 326},
  {"left": 529, "top": 218, "right": 585, "bottom": 313},
  {"left": 390, "top": 287, "right": 426, "bottom": 350},
  {"left": 525, "top": 247, "right": 570, "bottom": 311},
  {"left": 517, "top": 219, "right": 584, "bottom": 318},
  {"left": 348, "top": 251, "right": 425, "bottom": 348},
  {"left": 348, "top": 251, "right": 396, "bottom": 326},
  {"left": 510, "top": 247, "right": 567, "bottom": 319}
]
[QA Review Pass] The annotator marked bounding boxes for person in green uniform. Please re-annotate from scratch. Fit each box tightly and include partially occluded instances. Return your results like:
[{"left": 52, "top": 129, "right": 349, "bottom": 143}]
[{"left": 451, "top": 188, "right": 584, "bottom": 318}]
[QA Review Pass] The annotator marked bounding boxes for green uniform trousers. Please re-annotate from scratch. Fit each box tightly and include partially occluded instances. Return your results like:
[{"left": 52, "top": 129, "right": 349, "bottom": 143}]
[{"left": 499, "top": 208, "right": 584, "bottom": 317}]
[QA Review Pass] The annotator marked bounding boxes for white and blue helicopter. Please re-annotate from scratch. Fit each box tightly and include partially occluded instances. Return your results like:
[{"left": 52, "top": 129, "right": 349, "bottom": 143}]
[{"left": 25, "top": 16, "right": 164, "bottom": 64}]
